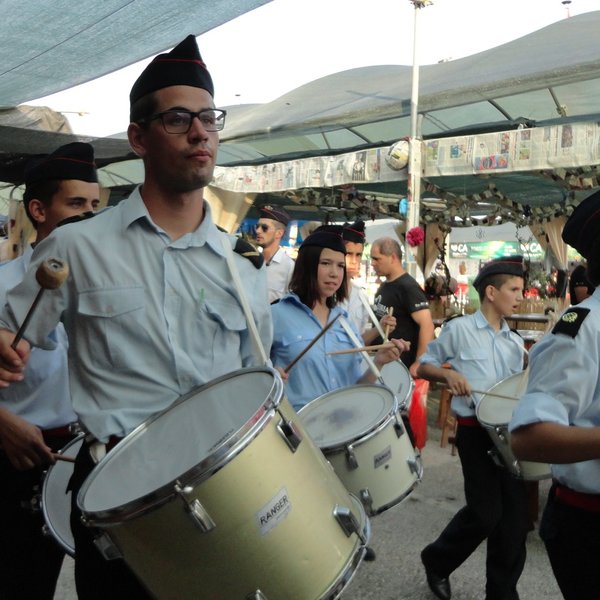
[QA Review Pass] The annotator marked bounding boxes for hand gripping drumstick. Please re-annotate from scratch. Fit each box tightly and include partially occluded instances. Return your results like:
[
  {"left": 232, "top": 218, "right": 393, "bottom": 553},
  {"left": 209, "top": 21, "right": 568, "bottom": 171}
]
[
  {"left": 384, "top": 307, "right": 394, "bottom": 341},
  {"left": 10, "top": 258, "right": 69, "bottom": 350}
]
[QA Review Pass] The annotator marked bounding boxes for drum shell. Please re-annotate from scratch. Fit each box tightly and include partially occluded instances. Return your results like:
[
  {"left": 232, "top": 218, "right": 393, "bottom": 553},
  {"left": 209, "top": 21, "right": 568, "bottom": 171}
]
[
  {"left": 476, "top": 371, "right": 551, "bottom": 481},
  {"left": 300, "top": 385, "right": 422, "bottom": 516},
  {"left": 41, "top": 433, "right": 84, "bottom": 557},
  {"left": 378, "top": 360, "right": 414, "bottom": 411},
  {"left": 78, "top": 368, "right": 368, "bottom": 600}
]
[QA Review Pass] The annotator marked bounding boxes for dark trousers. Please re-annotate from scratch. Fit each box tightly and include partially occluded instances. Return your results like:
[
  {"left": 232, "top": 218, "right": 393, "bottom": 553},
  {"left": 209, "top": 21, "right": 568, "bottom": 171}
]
[
  {"left": 70, "top": 443, "right": 152, "bottom": 599},
  {"left": 540, "top": 485, "right": 600, "bottom": 600},
  {"left": 422, "top": 424, "right": 529, "bottom": 600},
  {"left": 0, "top": 435, "right": 72, "bottom": 600}
]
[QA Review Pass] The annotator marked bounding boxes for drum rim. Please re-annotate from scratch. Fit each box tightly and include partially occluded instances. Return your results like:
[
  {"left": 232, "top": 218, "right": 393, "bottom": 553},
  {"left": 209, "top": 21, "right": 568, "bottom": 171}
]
[
  {"left": 77, "top": 366, "right": 283, "bottom": 525},
  {"left": 299, "top": 383, "right": 398, "bottom": 450},
  {"left": 41, "top": 432, "right": 85, "bottom": 556}
]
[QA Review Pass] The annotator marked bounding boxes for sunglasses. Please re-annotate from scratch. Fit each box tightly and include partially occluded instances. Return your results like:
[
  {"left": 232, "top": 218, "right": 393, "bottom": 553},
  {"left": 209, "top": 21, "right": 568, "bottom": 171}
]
[{"left": 256, "top": 224, "right": 271, "bottom": 232}]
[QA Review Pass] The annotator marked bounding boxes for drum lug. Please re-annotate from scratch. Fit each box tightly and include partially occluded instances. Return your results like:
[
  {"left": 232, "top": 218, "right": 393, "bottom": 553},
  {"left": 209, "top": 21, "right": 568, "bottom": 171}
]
[
  {"left": 174, "top": 482, "right": 216, "bottom": 533},
  {"left": 333, "top": 504, "right": 367, "bottom": 543},
  {"left": 487, "top": 448, "right": 504, "bottom": 469},
  {"left": 246, "top": 591, "right": 269, "bottom": 600},
  {"left": 93, "top": 532, "right": 122, "bottom": 560},
  {"left": 359, "top": 489, "right": 374, "bottom": 514},
  {"left": 495, "top": 426, "right": 508, "bottom": 444},
  {"left": 276, "top": 415, "right": 303, "bottom": 452},
  {"left": 393, "top": 416, "right": 405, "bottom": 438},
  {"left": 408, "top": 453, "right": 424, "bottom": 479},
  {"left": 345, "top": 444, "right": 359, "bottom": 470}
]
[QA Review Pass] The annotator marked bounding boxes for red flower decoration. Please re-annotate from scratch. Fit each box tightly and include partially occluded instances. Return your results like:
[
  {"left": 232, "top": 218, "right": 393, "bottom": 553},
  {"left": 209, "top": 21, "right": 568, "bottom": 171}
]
[{"left": 406, "top": 226, "right": 425, "bottom": 247}]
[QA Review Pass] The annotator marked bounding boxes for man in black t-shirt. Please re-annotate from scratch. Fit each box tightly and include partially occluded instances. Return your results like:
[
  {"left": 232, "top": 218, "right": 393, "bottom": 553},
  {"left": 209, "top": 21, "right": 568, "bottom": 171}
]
[{"left": 365, "top": 237, "right": 434, "bottom": 377}]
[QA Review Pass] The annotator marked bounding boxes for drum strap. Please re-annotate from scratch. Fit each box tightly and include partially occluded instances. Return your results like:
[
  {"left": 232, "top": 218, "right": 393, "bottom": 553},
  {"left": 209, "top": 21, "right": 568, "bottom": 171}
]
[
  {"left": 555, "top": 483, "right": 600, "bottom": 513},
  {"left": 456, "top": 416, "right": 481, "bottom": 427}
]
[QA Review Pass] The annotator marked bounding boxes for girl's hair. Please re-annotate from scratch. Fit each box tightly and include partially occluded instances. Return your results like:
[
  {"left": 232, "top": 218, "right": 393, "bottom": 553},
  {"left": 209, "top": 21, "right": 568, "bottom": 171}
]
[{"left": 290, "top": 245, "right": 348, "bottom": 308}]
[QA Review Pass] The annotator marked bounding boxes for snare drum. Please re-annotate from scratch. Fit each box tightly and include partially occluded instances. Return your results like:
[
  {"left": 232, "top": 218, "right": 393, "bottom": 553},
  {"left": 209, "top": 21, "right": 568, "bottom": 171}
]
[
  {"left": 78, "top": 367, "right": 369, "bottom": 600},
  {"left": 477, "top": 371, "right": 551, "bottom": 480},
  {"left": 379, "top": 360, "right": 414, "bottom": 411},
  {"left": 41, "top": 433, "right": 84, "bottom": 556},
  {"left": 299, "top": 384, "right": 423, "bottom": 516}
]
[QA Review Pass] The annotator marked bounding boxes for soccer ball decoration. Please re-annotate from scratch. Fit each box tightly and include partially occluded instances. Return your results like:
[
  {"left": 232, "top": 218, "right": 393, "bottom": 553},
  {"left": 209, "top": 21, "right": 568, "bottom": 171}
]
[{"left": 385, "top": 140, "right": 410, "bottom": 171}]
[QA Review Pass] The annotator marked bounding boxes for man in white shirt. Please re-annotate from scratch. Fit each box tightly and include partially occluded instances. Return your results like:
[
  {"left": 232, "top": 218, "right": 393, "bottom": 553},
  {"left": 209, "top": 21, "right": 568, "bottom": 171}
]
[{"left": 255, "top": 205, "right": 295, "bottom": 302}]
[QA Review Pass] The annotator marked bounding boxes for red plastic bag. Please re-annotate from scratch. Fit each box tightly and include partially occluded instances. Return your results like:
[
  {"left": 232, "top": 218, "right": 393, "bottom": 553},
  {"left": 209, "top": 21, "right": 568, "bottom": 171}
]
[{"left": 408, "top": 378, "right": 429, "bottom": 449}]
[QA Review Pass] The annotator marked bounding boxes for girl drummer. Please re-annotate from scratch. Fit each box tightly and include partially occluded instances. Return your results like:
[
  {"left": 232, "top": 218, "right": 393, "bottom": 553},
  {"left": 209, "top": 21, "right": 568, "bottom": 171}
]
[{"left": 269, "top": 227, "right": 409, "bottom": 412}]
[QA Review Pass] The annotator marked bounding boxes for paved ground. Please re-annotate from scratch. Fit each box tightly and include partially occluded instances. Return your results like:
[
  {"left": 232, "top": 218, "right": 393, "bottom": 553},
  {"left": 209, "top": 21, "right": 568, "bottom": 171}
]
[{"left": 53, "top": 391, "right": 562, "bottom": 599}]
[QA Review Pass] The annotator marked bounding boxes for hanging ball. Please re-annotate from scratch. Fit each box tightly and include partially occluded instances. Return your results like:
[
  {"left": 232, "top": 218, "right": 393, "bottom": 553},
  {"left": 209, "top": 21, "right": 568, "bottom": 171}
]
[
  {"left": 385, "top": 140, "right": 410, "bottom": 171},
  {"left": 35, "top": 258, "right": 69, "bottom": 290}
]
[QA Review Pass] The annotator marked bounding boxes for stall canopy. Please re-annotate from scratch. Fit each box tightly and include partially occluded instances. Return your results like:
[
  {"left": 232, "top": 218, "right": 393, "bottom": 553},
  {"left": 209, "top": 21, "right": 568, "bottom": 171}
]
[{"left": 0, "top": 0, "right": 272, "bottom": 107}]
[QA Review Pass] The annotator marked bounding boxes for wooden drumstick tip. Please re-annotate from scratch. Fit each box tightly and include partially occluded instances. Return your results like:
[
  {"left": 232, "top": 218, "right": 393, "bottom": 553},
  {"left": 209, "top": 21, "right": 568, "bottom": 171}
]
[{"left": 35, "top": 258, "right": 69, "bottom": 290}]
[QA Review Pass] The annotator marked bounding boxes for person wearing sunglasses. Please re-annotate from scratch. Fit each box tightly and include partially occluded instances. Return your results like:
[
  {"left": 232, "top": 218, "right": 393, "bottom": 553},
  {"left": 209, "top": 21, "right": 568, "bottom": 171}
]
[{"left": 255, "top": 205, "right": 295, "bottom": 303}]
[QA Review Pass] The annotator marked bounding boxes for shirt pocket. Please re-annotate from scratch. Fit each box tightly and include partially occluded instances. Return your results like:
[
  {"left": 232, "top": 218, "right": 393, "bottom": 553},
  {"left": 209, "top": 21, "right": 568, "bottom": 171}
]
[{"left": 77, "top": 287, "right": 151, "bottom": 370}]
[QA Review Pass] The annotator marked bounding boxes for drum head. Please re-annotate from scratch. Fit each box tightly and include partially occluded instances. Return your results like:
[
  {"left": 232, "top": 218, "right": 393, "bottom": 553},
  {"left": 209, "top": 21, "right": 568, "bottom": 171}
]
[
  {"left": 79, "top": 368, "right": 281, "bottom": 516},
  {"left": 299, "top": 384, "right": 395, "bottom": 449},
  {"left": 42, "top": 434, "right": 84, "bottom": 556},
  {"left": 476, "top": 371, "right": 528, "bottom": 426}
]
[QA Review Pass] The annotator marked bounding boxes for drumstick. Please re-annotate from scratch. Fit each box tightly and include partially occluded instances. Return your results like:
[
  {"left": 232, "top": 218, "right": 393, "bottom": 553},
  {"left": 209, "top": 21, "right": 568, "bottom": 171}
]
[
  {"left": 52, "top": 453, "right": 75, "bottom": 464},
  {"left": 284, "top": 314, "right": 340, "bottom": 373},
  {"left": 11, "top": 259, "right": 69, "bottom": 350},
  {"left": 443, "top": 385, "right": 519, "bottom": 402},
  {"left": 384, "top": 307, "right": 394, "bottom": 341},
  {"left": 327, "top": 342, "right": 396, "bottom": 356}
]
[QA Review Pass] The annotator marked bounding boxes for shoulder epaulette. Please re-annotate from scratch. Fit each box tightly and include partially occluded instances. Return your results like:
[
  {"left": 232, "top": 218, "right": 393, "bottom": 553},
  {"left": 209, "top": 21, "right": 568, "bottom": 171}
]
[
  {"left": 234, "top": 238, "right": 263, "bottom": 269},
  {"left": 552, "top": 307, "right": 590, "bottom": 338}
]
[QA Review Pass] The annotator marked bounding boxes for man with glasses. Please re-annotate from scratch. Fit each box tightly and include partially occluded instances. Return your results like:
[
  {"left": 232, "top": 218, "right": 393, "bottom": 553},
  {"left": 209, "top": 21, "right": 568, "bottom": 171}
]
[
  {"left": 255, "top": 205, "right": 295, "bottom": 302},
  {"left": 0, "top": 35, "right": 272, "bottom": 598}
]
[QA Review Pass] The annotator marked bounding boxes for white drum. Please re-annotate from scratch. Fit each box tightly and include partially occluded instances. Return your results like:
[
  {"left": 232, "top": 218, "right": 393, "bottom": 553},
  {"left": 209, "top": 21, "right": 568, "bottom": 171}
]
[
  {"left": 379, "top": 360, "right": 414, "bottom": 411},
  {"left": 78, "top": 367, "right": 369, "bottom": 600},
  {"left": 41, "top": 433, "right": 84, "bottom": 556},
  {"left": 299, "top": 384, "right": 423, "bottom": 516},
  {"left": 477, "top": 371, "right": 551, "bottom": 480}
]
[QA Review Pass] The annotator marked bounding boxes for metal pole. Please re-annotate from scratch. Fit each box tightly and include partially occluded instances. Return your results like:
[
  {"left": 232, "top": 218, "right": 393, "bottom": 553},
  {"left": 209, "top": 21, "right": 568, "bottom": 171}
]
[{"left": 405, "top": 1, "right": 431, "bottom": 277}]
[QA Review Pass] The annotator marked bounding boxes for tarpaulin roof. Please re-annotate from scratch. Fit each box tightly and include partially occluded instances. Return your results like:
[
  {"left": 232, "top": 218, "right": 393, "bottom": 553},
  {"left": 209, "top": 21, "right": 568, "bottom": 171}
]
[{"left": 0, "top": 0, "right": 272, "bottom": 108}]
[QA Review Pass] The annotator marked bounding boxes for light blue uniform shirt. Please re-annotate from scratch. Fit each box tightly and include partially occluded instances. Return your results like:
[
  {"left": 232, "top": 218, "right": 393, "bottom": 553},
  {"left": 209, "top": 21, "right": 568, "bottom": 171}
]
[
  {"left": 270, "top": 294, "right": 363, "bottom": 410},
  {"left": 0, "top": 188, "right": 272, "bottom": 442},
  {"left": 510, "top": 289, "right": 600, "bottom": 494},
  {"left": 0, "top": 246, "right": 77, "bottom": 429},
  {"left": 419, "top": 310, "right": 524, "bottom": 417}
]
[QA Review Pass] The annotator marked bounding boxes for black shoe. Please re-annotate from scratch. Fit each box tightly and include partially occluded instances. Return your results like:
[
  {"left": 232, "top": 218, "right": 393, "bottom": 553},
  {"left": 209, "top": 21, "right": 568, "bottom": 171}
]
[
  {"left": 421, "top": 552, "right": 451, "bottom": 600},
  {"left": 364, "top": 546, "right": 376, "bottom": 562}
]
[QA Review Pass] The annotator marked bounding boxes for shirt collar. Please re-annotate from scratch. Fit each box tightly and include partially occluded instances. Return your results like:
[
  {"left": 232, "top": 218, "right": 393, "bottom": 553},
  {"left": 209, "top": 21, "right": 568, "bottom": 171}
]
[
  {"left": 121, "top": 186, "right": 225, "bottom": 254},
  {"left": 473, "top": 309, "right": 511, "bottom": 333}
]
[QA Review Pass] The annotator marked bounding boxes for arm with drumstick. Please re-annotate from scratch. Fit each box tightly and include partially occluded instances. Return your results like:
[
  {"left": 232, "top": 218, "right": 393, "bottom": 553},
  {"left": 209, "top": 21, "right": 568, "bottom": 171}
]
[{"left": 0, "top": 259, "right": 69, "bottom": 469}]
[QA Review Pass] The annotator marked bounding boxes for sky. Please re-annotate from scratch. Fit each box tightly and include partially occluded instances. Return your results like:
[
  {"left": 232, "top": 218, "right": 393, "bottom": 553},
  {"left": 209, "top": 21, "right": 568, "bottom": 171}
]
[{"left": 28, "top": 0, "right": 599, "bottom": 138}]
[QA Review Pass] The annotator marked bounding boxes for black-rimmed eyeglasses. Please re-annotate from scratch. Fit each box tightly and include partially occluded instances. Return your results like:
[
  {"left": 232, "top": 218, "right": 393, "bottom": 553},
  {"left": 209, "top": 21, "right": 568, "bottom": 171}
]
[
  {"left": 144, "top": 109, "right": 227, "bottom": 134},
  {"left": 256, "top": 224, "right": 271, "bottom": 232}
]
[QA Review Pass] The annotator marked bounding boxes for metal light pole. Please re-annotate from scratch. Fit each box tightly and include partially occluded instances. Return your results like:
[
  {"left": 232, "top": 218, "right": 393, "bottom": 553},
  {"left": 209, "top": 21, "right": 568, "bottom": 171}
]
[{"left": 405, "top": 0, "right": 432, "bottom": 278}]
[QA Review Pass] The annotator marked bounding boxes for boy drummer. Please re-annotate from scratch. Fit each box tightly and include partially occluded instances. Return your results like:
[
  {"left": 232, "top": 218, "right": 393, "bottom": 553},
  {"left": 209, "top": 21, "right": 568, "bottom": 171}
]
[{"left": 417, "top": 256, "right": 529, "bottom": 600}]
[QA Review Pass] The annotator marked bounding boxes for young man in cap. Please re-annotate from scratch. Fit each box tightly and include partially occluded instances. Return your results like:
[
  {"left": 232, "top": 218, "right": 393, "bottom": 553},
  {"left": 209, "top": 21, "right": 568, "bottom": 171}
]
[
  {"left": 0, "top": 36, "right": 271, "bottom": 598},
  {"left": 417, "top": 256, "right": 529, "bottom": 600},
  {"left": 0, "top": 142, "right": 99, "bottom": 600},
  {"left": 510, "top": 190, "right": 600, "bottom": 600},
  {"left": 255, "top": 204, "right": 295, "bottom": 302},
  {"left": 367, "top": 237, "right": 435, "bottom": 377},
  {"left": 341, "top": 220, "right": 371, "bottom": 336}
]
